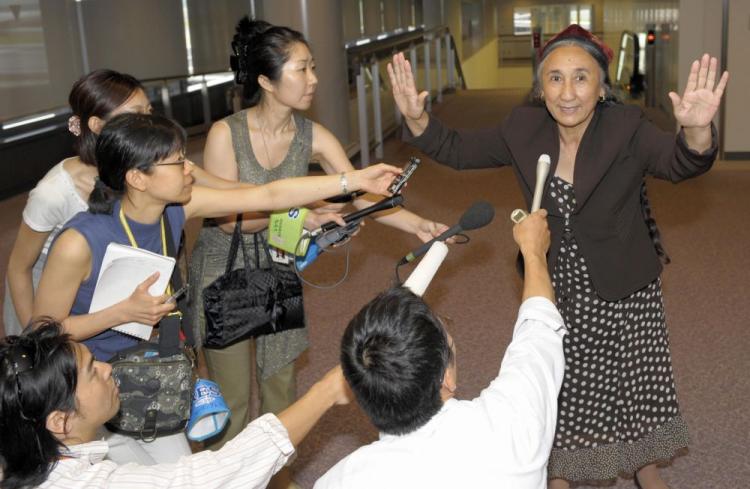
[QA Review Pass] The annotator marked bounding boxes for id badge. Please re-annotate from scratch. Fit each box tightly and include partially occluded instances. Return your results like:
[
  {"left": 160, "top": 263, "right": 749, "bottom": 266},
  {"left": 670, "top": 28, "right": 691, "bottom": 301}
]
[{"left": 269, "top": 246, "right": 292, "bottom": 264}]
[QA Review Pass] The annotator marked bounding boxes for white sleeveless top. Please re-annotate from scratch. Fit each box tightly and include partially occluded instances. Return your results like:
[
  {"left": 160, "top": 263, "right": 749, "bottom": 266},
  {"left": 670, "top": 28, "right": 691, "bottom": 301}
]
[{"left": 22, "top": 158, "right": 89, "bottom": 254}]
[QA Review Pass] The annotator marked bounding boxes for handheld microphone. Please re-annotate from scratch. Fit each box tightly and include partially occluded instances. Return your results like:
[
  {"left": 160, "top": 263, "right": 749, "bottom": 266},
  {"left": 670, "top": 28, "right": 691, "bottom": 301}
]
[
  {"left": 531, "top": 154, "right": 551, "bottom": 212},
  {"left": 318, "top": 194, "right": 404, "bottom": 233},
  {"left": 398, "top": 200, "right": 495, "bottom": 266},
  {"left": 403, "top": 241, "right": 449, "bottom": 296}
]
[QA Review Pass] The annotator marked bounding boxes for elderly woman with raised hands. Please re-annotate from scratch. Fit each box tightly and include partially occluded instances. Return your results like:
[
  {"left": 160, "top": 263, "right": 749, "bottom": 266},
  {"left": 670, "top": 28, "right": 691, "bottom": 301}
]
[{"left": 389, "top": 24, "right": 728, "bottom": 489}]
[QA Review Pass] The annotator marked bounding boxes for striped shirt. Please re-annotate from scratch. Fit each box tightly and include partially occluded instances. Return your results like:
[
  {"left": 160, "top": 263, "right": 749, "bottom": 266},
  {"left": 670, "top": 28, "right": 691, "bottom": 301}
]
[{"left": 40, "top": 414, "right": 293, "bottom": 489}]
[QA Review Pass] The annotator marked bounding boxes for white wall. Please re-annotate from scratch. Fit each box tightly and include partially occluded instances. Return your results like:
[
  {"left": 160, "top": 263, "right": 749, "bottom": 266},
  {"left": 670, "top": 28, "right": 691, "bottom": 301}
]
[
  {"left": 723, "top": 0, "right": 749, "bottom": 154},
  {"left": 0, "top": 1, "right": 83, "bottom": 121},
  {"left": 82, "top": 0, "right": 188, "bottom": 79},
  {"left": 1, "top": 0, "right": 255, "bottom": 122},
  {"left": 186, "top": 0, "right": 254, "bottom": 74},
  {"left": 677, "top": 0, "right": 723, "bottom": 134},
  {"left": 262, "top": 0, "right": 351, "bottom": 144}
]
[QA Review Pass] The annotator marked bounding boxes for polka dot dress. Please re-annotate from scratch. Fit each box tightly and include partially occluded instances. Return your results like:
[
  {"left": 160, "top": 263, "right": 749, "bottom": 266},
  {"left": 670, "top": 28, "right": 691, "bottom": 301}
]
[{"left": 546, "top": 176, "right": 689, "bottom": 482}]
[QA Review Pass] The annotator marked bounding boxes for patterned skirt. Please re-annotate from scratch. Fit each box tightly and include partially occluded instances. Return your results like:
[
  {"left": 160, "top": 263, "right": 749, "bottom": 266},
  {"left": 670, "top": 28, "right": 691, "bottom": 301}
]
[{"left": 546, "top": 176, "right": 689, "bottom": 482}]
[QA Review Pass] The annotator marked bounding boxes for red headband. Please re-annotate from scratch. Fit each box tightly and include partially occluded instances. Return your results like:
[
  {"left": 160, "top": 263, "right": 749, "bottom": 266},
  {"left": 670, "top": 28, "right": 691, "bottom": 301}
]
[{"left": 541, "top": 24, "right": 614, "bottom": 64}]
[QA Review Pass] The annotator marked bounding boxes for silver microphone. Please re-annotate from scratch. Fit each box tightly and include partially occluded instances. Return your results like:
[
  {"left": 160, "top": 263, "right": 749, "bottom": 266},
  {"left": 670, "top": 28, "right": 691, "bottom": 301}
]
[{"left": 531, "top": 153, "right": 551, "bottom": 212}]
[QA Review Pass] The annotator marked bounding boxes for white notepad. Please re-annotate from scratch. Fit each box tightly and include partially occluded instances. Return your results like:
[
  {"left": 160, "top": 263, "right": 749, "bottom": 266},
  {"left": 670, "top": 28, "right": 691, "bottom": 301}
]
[{"left": 89, "top": 243, "right": 175, "bottom": 340}]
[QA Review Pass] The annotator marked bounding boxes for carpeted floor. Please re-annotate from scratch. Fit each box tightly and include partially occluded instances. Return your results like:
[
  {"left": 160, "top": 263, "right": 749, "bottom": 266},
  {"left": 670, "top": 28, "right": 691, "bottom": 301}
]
[
  {"left": 0, "top": 89, "right": 748, "bottom": 488},
  {"left": 290, "top": 90, "right": 750, "bottom": 489}
]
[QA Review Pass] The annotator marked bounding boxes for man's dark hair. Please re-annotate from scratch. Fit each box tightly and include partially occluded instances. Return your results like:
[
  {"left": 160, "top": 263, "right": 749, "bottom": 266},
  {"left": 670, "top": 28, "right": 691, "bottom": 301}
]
[
  {"left": 340, "top": 287, "right": 452, "bottom": 435},
  {"left": 0, "top": 320, "right": 78, "bottom": 489}
]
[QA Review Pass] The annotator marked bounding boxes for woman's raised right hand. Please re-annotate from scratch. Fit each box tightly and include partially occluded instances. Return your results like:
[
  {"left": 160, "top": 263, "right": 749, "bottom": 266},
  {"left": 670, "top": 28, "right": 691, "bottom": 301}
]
[
  {"left": 351, "top": 163, "right": 403, "bottom": 196},
  {"left": 388, "top": 52, "right": 429, "bottom": 123},
  {"left": 118, "top": 272, "right": 176, "bottom": 325}
]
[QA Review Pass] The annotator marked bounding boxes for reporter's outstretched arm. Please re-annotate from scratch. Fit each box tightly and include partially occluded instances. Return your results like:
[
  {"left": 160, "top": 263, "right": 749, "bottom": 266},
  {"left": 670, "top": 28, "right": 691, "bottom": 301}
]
[
  {"left": 277, "top": 366, "right": 352, "bottom": 447},
  {"left": 474, "top": 210, "right": 562, "bottom": 469},
  {"left": 184, "top": 164, "right": 401, "bottom": 220},
  {"left": 513, "top": 209, "right": 554, "bottom": 303},
  {"left": 311, "top": 122, "right": 449, "bottom": 242}
]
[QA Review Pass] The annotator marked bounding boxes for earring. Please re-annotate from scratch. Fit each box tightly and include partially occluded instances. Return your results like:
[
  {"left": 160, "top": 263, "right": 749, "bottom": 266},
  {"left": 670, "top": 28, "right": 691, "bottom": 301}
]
[{"left": 599, "top": 95, "right": 606, "bottom": 103}]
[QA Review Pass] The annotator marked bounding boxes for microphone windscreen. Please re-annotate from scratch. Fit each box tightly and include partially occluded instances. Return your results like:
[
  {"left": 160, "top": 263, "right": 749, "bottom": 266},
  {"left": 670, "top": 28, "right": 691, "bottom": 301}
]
[{"left": 458, "top": 201, "right": 495, "bottom": 231}]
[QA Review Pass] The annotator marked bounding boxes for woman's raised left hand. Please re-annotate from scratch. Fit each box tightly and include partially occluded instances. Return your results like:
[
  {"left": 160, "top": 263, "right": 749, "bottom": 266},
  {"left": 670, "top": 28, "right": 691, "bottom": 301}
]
[{"left": 670, "top": 54, "right": 729, "bottom": 129}]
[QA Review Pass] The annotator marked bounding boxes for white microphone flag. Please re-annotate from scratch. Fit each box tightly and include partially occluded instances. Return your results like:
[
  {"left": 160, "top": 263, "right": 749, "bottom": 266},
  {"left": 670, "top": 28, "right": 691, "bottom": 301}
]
[{"left": 403, "top": 241, "right": 449, "bottom": 296}]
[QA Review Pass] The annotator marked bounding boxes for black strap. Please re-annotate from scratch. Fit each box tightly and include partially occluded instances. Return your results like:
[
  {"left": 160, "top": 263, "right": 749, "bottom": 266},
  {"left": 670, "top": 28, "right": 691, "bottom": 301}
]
[
  {"left": 252, "top": 231, "right": 282, "bottom": 278},
  {"left": 140, "top": 409, "right": 159, "bottom": 442},
  {"left": 225, "top": 215, "right": 253, "bottom": 273},
  {"left": 160, "top": 211, "right": 195, "bottom": 356}
]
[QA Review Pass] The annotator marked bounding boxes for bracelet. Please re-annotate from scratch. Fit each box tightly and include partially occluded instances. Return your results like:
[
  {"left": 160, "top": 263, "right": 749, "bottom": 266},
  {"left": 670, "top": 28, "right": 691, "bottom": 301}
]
[{"left": 339, "top": 172, "right": 348, "bottom": 194}]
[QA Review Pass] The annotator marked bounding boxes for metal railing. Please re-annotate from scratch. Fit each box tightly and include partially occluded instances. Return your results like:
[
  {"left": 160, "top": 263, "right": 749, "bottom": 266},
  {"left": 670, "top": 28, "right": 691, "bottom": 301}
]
[
  {"left": 0, "top": 70, "right": 237, "bottom": 198},
  {"left": 613, "top": 31, "right": 645, "bottom": 101},
  {"left": 497, "top": 31, "right": 607, "bottom": 61},
  {"left": 0, "top": 71, "right": 237, "bottom": 147},
  {"left": 346, "top": 25, "right": 465, "bottom": 166}
]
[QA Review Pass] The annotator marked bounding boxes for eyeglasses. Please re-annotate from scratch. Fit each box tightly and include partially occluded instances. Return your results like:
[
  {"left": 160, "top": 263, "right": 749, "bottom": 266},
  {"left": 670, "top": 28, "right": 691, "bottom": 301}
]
[
  {"left": 2, "top": 340, "right": 36, "bottom": 420},
  {"left": 154, "top": 159, "right": 186, "bottom": 168}
]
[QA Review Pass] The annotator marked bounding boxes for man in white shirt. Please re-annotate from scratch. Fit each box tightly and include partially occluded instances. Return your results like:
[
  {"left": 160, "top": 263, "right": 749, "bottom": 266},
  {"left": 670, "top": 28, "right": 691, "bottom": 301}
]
[
  {"left": 315, "top": 209, "right": 567, "bottom": 489},
  {"left": 0, "top": 321, "right": 351, "bottom": 489}
]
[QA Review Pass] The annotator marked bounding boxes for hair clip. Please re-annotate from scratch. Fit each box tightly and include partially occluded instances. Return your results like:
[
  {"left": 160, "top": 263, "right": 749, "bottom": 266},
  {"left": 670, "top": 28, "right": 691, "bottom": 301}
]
[{"left": 68, "top": 115, "right": 81, "bottom": 136}]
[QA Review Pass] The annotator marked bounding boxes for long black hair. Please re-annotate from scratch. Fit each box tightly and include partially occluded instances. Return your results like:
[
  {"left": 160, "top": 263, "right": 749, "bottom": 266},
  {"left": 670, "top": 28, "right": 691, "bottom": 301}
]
[
  {"left": 68, "top": 70, "right": 144, "bottom": 166},
  {"left": 229, "top": 16, "right": 308, "bottom": 106},
  {"left": 0, "top": 320, "right": 78, "bottom": 489},
  {"left": 88, "top": 113, "right": 186, "bottom": 214}
]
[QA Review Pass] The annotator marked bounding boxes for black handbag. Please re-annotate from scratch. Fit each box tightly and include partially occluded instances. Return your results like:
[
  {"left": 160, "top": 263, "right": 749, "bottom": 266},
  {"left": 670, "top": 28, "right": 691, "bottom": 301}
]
[
  {"left": 202, "top": 217, "right": 304, "bottom": 349},
  {"left": 106, "top": 213, "right": 196, "bottom": 441}
]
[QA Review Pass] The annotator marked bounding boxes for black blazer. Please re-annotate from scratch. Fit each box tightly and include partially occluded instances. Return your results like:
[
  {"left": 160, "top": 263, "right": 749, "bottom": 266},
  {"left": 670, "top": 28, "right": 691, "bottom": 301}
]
[{"left": 405, "top": 103, "right": 718, "bottom": 301}]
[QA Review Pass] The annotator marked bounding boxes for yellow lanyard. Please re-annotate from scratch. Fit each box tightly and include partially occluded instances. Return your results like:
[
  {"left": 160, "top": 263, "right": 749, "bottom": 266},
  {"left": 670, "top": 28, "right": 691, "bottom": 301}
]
[{"left": 118, "top": 207, "right": 173, "bottom": 297}]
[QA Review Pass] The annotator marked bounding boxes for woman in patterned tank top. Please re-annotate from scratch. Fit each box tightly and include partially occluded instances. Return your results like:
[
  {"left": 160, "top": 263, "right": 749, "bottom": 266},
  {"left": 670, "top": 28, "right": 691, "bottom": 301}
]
[{"left": 186, "top": 19, "right": 449, "bottom": 489}]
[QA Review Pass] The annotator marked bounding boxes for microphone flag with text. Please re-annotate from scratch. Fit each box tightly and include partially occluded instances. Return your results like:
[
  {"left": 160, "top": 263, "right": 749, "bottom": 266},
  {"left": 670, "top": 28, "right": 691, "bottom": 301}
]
[{"left": 397, "top": 200, "right": 495, "bottom": 266}]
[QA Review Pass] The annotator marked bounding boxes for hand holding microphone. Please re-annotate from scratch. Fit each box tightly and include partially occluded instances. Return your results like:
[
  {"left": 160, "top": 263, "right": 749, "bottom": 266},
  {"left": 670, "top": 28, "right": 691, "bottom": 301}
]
[
  {"left": 398, "top": 201, "right": 495, "bottom": 266},
  {"left": 399, "top": 201, "right": 495, "bottom": 296},
  {"left": 513, "top": 209, "right": 551, "bottom": 259},
  {"left": 318, "top": 194, "right": 404, "bottom": 233},
  {"left": 297, "top": 195, "right": 405, "bottom": 272},
  {"left": 511, "top": 154, "right": 551, "bottom": 224}
]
